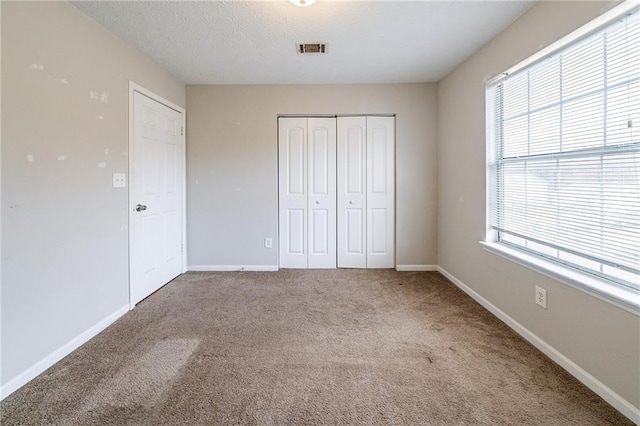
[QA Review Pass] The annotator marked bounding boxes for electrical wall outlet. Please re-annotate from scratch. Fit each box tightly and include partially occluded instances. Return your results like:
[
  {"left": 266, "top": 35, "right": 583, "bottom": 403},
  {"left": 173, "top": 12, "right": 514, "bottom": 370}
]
[
  {"left": 535, "top": 286, "right": 547, "bottom": 309},
  {"left": 112, "top": 173, "right": 126, "bottom": 188},
  {"left": 265, "top": 238, "right": 273, "bottom": 248}
]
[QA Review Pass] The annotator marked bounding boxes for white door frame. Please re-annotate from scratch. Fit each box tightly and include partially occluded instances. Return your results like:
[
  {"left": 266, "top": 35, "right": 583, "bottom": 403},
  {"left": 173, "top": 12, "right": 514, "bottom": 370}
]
[{"left": 128, "top": 81, "right": 187, "bottom": 310}]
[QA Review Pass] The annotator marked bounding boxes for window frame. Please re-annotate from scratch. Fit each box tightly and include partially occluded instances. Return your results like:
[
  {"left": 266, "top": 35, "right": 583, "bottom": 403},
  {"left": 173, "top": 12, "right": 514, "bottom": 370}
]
[{"left": 483, "top": 1, "right": 640, "bottom": 316}]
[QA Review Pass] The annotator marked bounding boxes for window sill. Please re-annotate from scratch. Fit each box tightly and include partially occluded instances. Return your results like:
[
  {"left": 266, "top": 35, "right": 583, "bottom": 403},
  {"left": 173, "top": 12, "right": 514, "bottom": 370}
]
[{"left": 480, "top": 241, "right": 640, "bottom": 317}]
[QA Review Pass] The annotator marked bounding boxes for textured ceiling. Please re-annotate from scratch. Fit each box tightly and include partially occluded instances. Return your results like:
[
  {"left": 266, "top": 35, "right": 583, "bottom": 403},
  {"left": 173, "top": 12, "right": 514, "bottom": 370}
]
[{"left": 73, "top": 0, "right": 534, "bottom": 85}]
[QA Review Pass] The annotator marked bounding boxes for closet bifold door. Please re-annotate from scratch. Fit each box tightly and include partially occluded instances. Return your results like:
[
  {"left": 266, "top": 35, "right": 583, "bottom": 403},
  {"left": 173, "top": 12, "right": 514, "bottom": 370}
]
[
  {"left": 307, "top": 118, "right": 337, "bottom": 269},
  {"left": 337, "top": 116, "right": 395, "bottom": 269},
  {"left": 337, "top": 117, "right": 367, "bottom": 268},
  {"left": 279, "top": 117, "right": 308, "bottom": 268},
  {"left": 366, "top": 116, "right": 395, "bottom": 268},
  {"left": 279, "top": 117, "right": 337, "bottom": 269}
]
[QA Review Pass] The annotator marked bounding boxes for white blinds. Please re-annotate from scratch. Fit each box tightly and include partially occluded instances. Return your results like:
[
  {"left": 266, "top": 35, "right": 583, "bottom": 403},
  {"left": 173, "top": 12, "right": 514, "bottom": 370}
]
[{"left": 489, "top": 9, "right": 640, "bottom": 289}]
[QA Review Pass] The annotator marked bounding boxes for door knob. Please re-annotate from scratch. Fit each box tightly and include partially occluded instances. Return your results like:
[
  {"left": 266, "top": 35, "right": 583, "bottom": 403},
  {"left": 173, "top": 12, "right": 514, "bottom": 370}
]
[
  {"left": 315, "top": 201, "right": 320, "bottom": 204},
  {"left": 135, "top": 204, "right": 147, "bottom": 212},
  {"left": 349, "top": 201, "right": 354, "bottom": 205}
]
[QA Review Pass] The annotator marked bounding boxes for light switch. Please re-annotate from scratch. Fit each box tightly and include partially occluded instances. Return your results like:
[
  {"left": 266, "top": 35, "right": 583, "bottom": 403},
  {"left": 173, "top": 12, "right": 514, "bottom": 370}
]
[{"left": 112, "top": 173, "right": 127, "bottom": 188}]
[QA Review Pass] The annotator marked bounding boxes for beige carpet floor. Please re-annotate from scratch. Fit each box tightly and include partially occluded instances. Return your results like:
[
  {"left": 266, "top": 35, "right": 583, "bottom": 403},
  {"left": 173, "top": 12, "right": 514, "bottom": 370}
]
[{"left": 0, "top": 270, "right": 632, "bottom": 425}]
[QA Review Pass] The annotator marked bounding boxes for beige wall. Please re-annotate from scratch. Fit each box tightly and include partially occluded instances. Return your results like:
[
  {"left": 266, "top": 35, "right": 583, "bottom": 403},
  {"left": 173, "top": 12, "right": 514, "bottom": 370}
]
[
  {"left": 437, "top": 0, "right": 640, "bottom": 411},
  {"left": 1, "top": 1, "right": 184, "bottom": 387},
  {"left": 186, "top": 84, "right": 437, "bottom": 268}
]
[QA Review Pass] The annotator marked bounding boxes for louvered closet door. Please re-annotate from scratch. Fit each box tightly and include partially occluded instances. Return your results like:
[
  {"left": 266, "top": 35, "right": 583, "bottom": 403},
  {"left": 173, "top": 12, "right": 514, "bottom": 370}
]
[
  {"left": 308, "top": 118, "right": 337, "bottom": 268},
  {"left": 337, "top": 117, "right": 368, "bottom": 268},
  {"left": 366, "top": 116, "right": 395, "bottom": 268},
  {"left": 279, "top": 118, "right": 308, "bottom": 268}
]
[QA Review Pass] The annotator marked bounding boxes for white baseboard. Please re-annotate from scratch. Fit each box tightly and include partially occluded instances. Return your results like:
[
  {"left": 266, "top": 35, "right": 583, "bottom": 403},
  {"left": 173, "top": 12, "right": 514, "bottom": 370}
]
[
  {"left": 436, "top": 266, "right": 640, "bottom": 424},
  {"left": 188, "top": 265, "right": 279, "bottom": 272},
  {"left": 0, "top": 304, "right": 129, "bottom": 401},
  {"left": 396, "top": 265, "right": 439, "bottom": 271}
]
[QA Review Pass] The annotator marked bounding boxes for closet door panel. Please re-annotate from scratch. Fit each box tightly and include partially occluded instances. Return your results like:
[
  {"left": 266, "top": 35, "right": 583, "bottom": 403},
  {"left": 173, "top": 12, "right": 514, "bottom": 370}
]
[
  {"left": 337, "top": 117, "right": 367, "bottom": 268},
  {"left": 308, "top": 118, "right": 337, "bottom": 268},
  {"left": 366, "top": 117, "right": 395, "bottom": 268},
  {"left": 279, "top": 118, "right": 308, "bottom": 268},
  {"left": 370, "top": 208, "right": 388, "bottom": 253},
  {"left": 346, "top": 209, "right": 365, "bottom": 253}
]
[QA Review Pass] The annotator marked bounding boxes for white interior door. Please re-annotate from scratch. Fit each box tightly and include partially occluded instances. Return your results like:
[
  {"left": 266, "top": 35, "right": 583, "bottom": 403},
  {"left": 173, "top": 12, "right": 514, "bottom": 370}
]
[
  {"left": 366, "top": 116, "right": 395, "bottom": 268},
  {"left": 337, "top": 117, "right": 367, "bottom": 268},
  {"left": 131, "top": 91, "right": 183, "bottom": 305},
  {"left": 307, "top": 118, "right": 337, "bottom": 269},
  {"left": 279, "top": 118, "right": 308, "bottom": 268}
]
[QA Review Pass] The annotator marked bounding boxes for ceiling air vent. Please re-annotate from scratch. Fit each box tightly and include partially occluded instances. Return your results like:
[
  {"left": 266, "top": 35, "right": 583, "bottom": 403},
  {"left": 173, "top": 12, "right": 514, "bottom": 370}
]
[{"left": 296, "top": 43, "right": 327, "bottom": 54}]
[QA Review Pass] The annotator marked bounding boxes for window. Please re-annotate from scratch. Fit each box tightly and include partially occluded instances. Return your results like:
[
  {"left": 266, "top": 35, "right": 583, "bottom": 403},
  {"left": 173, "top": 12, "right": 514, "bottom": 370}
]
[{"left": 487, "top": 7, "right": 640, "bottom": 295}]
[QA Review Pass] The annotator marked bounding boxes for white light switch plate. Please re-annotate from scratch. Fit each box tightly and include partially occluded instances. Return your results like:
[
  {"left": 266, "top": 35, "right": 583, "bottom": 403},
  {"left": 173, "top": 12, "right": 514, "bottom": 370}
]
[{"left": 112, "top": 173, "right": 126, "bottom": 188}]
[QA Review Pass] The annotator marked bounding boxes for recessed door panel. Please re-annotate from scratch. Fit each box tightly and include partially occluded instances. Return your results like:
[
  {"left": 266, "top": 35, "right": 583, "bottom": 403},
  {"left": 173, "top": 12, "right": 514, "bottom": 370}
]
[
  {"left": 345, "top": 209, "right": 365, "bottom": 254},
  {"left": 165, "top": 143, "right": 177, "bottom": 195},
  {"left": 311, "top": 209, "right": 329, "bottom": 254},
  {"left": 367, "top": 117, "right": 395, "bottom": 268},
  {"left": 347, "top": 129, "right": 364, "bottom": 194},
  {"left": 165, "top": 116, "right": 179, "bottom": 136},
  {"left": 142, "top": 106, "right": 158, "bottom": 127},
  {"left": 371, "top": 128, "right": 388, "bottom": 194},
  {"left": 143, "top": 138, "right": 159, "bottom": 196},
  {"left": 164, "top": 209, "right": 180, "bottom": 263},
  {"left": 143, "top": 214, "right": 161, "bottom": 273},
  {"left": 338, "top": 117, "right": 367, "bottom": 268},
  {"left": 311, "top": 129, "right": 328, "bottom": 195},
  {"left": 288, "top": 128, "right": 306, "bottom": 195},
  {"left": 370, "top": 209, "right": 388, "bottom": 254},
  {"left": 287, "top": 209, "right": 305, "bottom": 254}
]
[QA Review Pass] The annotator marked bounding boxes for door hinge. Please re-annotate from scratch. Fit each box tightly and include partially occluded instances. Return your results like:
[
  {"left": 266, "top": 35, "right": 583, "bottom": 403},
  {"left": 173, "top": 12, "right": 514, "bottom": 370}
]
[
  {"left": 181, "top": 244, "right": 184, "bottom": 253},
  {"left": 181, "top": 126, "right": 184, "bottom": 136}
]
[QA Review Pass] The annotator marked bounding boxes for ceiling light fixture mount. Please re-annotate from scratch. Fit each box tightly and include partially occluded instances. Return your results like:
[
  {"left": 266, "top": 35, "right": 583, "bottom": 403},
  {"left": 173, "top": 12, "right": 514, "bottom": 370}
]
[{"left": 289, "top": 0, "right": 317, "bottom": 7}]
